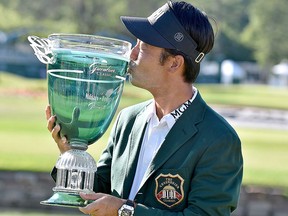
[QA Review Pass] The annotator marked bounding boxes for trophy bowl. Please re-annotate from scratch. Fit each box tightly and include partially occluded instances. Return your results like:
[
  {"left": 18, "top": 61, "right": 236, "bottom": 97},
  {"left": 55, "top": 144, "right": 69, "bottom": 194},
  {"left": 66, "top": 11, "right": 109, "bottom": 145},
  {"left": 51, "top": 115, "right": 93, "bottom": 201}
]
[{"left": 28, "top": 33, "right": 131, "bottom": 207}]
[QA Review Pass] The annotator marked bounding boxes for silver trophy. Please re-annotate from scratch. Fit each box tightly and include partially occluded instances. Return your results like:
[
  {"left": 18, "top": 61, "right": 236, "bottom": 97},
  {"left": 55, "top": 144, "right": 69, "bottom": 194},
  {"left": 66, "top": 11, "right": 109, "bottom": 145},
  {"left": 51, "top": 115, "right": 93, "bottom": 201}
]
[{"left": 28, "top": 33, "right": 131, "bottom": 207}]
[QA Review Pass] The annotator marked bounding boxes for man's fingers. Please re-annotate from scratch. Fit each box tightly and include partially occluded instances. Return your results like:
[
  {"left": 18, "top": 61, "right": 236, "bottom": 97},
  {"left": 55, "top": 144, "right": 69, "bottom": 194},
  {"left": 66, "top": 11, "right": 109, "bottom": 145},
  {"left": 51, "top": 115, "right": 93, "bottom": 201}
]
[
  {"left": 79, "top": 196, "right": 99, "bottom": 214},
  {"left": 80, "top": 192, "right": 104, "bottom": 201},
  {"left": 78, "top": 193, "right": 125, "bottom": 215},
  {"left": 79, "top": 192, "right": 103, "bottom": 214},
  {"left": 51, "top": 124, "right": 61, "bottom": 140},
  {"left": 47, "top": 115, "right": 56, "bottom": 132},
  {"left": 79, "top": 205, "right": 98, "bottom": 215},
  {"left": 45, "top": 105, "right": 71, "bottom": 154},
  {"left": 45, "top": 105, "right": 51, "bottom": 120}
]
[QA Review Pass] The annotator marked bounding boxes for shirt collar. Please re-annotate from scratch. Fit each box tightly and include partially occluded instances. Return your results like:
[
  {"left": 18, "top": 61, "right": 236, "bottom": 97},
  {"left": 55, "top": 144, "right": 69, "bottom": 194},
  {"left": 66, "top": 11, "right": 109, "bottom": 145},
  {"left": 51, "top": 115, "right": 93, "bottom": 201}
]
[
  {"left": 144, "top": 101, "right": 175, "bottom": 129},
  {"left": 144, "top": 86, "right": 198, "bottom": 129}
]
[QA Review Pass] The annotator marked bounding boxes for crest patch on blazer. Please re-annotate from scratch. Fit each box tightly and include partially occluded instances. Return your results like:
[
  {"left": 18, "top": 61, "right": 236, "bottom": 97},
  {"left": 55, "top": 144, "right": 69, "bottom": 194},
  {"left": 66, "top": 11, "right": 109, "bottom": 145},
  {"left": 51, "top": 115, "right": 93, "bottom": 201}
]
[{"left": 155, "top": 173, "right": 184, "bottom": 208}]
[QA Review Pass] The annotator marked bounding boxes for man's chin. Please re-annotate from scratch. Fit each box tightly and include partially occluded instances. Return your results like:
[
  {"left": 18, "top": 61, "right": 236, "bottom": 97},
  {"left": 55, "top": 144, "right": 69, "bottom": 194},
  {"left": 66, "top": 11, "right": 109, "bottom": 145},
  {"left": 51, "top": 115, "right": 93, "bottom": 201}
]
[
  {"left": 131, "top": 81, "right": 146, "bottom": 91},
  {"left": 126, "top": 72, "right": 143, "bottom": 89},
  {"left": 127, "top": 67, "right": 134, "bottom": 74},
  {"left": 128, "top": 76, "right": 139, "bottom": 87}
]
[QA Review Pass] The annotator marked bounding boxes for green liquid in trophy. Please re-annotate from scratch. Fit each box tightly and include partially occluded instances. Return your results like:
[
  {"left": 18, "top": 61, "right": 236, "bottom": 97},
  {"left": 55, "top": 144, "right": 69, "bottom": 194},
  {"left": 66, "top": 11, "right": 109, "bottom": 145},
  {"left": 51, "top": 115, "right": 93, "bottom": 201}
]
[{"left": 47, "top": 49, "right": 128, "bottom": 145}]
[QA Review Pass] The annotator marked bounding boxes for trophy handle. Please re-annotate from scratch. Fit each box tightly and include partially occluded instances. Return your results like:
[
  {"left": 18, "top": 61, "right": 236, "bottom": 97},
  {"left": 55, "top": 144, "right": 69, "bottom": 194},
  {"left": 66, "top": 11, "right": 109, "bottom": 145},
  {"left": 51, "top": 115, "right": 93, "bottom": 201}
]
[{"left": 28, "top": 35, "right": 55, "bottom": 64}]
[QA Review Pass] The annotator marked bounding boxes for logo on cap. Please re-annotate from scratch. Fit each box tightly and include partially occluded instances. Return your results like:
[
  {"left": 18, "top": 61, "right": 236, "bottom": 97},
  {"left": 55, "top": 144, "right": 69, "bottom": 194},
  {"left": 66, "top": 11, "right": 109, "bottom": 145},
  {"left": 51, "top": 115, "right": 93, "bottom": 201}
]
[
  {"left": 174, "top": 32, "right": 184, "bottom": 42},
  {"left": 148, "top": 4, "right": 166, "bottom": 24}
]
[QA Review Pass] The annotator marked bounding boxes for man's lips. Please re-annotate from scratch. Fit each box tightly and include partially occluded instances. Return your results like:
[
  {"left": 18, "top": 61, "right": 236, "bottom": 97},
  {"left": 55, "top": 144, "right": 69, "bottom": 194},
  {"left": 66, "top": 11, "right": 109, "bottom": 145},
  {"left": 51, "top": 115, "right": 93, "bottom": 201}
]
[
  {"left": 129, "top": 61, "right": 137, "bottom": 68},
  {"left": 128, "top": 61, "right": 137, "bottom": 73}
]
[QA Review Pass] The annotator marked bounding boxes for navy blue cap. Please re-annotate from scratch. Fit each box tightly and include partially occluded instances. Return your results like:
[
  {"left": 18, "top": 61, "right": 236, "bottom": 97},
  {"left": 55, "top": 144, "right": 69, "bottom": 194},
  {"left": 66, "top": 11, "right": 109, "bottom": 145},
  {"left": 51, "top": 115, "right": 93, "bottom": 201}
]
[{"left": 120, "top": 1, "right": 205, "bottom": 63}]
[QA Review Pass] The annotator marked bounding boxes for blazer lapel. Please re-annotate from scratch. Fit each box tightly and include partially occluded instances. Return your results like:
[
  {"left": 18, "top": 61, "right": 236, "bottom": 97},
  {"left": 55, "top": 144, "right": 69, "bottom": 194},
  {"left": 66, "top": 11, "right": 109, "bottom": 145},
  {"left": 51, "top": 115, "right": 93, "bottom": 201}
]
[
  {"left": 122, "top": 107, "right": 148, "bottom": 198},
  {"left": 141, "top": 93, "right": 207, "bottom": 186}
]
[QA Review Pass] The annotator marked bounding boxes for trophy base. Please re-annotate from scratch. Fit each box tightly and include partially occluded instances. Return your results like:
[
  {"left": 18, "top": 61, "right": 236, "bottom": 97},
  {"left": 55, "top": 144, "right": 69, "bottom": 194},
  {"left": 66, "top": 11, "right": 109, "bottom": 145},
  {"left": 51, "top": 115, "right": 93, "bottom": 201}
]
[{"left": 40, "top": 192, "right": 89, "bottom": 208}]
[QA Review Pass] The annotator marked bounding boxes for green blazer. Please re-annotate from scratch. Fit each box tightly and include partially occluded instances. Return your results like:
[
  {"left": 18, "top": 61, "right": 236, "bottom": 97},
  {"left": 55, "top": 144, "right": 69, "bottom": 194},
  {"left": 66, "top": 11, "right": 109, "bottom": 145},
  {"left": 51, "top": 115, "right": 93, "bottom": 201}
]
[{"left": 93, "top": 92, "right": 243, "bottom": 215}]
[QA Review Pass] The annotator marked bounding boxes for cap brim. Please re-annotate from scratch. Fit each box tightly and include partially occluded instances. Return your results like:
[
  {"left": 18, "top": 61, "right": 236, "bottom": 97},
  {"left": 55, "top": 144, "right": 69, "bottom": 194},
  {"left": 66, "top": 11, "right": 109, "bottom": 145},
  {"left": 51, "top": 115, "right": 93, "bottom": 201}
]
[{"left": 120, "top": 16, "right": 174, "bottom": 49}]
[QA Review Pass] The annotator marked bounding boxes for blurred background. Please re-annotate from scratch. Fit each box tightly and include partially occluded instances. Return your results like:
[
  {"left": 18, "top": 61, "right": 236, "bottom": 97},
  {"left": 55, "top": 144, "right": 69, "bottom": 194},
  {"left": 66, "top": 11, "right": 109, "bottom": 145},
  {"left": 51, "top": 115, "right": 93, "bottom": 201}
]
[{"left": 0, "top": 0, "right": 288, "bottom": 215}]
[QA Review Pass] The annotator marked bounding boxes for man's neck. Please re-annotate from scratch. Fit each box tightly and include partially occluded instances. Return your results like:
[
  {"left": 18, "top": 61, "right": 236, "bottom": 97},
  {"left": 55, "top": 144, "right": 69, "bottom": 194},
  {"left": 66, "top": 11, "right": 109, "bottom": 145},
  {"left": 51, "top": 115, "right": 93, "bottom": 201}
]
[{"left": 153, "top": 85, "right": 194, "bottom": 120}]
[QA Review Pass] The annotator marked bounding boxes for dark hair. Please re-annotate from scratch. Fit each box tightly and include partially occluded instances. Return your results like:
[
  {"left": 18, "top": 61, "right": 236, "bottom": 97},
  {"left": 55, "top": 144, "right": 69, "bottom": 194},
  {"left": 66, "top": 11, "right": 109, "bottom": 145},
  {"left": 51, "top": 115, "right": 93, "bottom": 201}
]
[{"left": 161, "top": 1, "right": 215, "bottom": 83}]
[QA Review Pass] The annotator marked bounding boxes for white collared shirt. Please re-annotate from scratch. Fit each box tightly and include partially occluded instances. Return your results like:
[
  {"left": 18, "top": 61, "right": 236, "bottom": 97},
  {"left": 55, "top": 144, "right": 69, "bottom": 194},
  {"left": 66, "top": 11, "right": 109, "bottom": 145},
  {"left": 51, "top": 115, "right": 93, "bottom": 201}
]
[{"left": 128, "top": 87, "right": 198, "bottom": 200}]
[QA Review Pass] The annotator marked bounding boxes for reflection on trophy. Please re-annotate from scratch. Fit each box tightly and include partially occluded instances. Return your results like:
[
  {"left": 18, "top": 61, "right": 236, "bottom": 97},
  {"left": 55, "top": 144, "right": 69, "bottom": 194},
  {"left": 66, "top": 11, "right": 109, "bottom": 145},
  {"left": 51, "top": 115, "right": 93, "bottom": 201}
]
[{"left": 28, "top": 34, "right": 131, "bottom": 207}]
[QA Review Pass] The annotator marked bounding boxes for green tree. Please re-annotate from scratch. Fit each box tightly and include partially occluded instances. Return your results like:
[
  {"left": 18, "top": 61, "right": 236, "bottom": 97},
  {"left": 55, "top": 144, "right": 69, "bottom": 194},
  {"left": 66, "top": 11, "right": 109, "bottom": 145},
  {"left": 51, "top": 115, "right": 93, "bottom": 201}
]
[
  {"left": 3, "top": 0, "right": 288, "bottom": 67},
  {"left": 69, "top": 0, "right": 121, "bottom": 34},
  {"left": 0, "top": 1, "right": 34, "bottom": 31},
  {"left": 191, "top": 0, "right": 254, "bottom": 61},
  {"left": 242, "top": 0, "right": 288, "bottom": 65},
  {"left": 0, "top": 0, "right": 77, "bottom": 34}
]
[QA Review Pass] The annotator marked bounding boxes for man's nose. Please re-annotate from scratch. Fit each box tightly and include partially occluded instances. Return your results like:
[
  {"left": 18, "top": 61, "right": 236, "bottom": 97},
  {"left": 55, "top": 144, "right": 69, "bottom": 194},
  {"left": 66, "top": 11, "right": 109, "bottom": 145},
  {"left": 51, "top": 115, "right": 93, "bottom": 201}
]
[{"left": 130, "top": 45, "right": 139, "bottom": 61}]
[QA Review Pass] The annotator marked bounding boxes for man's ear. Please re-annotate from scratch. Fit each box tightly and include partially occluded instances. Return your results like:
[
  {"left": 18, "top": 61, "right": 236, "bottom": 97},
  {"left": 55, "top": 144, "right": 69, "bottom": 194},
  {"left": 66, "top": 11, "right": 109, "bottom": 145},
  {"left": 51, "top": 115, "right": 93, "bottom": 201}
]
[{"left": 170, "top": 55, "right": 185, "bottom": 72}]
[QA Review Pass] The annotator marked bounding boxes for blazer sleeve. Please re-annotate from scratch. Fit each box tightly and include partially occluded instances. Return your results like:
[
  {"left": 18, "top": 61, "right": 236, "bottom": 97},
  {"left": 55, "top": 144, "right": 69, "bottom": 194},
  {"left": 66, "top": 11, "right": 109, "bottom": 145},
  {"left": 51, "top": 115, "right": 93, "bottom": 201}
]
[
  {"left": 134, "top": 132, "right": 243, "bottom": 216},
  {"left": 92, "top": 111, "right": 122, "bottom": 194}
]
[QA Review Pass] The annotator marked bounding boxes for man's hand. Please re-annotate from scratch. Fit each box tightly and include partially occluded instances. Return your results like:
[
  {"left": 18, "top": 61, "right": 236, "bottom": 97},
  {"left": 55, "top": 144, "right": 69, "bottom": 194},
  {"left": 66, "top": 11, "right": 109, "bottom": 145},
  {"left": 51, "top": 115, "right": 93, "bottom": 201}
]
[
  {"left": 46, "top": 105, "right": 71, "bottom": 154},
  {"left": 79, "top": 192, "right": 125, "bottom": 216}
]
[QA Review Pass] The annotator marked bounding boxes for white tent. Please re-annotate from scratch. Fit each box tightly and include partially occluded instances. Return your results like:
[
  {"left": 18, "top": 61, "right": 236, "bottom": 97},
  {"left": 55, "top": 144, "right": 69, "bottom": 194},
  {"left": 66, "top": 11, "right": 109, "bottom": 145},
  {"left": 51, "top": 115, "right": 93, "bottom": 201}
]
[{"left": 271, "top": 61, "right": 288, "bottom": 86}]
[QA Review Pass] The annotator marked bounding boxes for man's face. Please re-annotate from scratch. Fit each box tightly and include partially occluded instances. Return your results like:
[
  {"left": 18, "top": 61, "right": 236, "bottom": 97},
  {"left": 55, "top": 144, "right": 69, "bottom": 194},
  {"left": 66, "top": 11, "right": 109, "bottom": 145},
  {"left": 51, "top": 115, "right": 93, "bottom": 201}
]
[{"left": 128, "top": 40, "right": 168, "bottom": 91}]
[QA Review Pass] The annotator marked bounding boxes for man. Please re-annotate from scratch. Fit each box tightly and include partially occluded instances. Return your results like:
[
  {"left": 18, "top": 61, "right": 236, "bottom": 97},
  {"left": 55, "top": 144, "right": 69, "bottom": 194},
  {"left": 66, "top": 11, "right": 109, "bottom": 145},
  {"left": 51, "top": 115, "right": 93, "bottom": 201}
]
[{"left": 47, "top": 1, "right": 243, "bottom": 215}]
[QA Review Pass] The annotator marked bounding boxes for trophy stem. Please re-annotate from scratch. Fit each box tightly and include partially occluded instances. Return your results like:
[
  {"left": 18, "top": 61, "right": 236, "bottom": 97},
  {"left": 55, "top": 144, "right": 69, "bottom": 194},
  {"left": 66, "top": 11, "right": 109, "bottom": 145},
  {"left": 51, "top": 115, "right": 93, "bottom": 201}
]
[
  {"left": 41, "top": 141, "right": 97, "bottom": 208},
  {"left": 70, "top": 138, "right": 88, "bottom": 150}
]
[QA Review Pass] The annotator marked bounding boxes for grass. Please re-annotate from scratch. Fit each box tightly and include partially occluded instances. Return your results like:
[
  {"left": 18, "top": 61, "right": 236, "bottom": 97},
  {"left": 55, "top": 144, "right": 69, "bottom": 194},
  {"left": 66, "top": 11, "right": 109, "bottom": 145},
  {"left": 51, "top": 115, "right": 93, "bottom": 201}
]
[
  {"left": 198, "top": 84, "right": 288, "bottom": 110},
  {"left": 0, "top": 72, "right": 288, "bottom": 190},
  {"left": 237, "top": 128, "right": 288, "bottom": 188}
]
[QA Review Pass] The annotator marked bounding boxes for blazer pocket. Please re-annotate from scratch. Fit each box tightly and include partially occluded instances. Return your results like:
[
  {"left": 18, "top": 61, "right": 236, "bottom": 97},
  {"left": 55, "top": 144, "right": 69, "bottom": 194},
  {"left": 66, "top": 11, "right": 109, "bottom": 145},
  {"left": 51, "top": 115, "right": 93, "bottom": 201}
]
[{"left": 140, "top": 168, "right": 190, "bottom": 211}]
